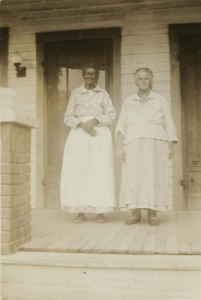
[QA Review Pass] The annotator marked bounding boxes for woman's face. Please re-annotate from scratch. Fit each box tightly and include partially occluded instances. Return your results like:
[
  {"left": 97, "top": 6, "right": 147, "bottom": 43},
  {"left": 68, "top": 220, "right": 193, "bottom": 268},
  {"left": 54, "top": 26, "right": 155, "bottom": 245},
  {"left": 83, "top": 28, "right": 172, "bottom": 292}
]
[
  {"left": 83, "top": 68, "right": 97, "bottom": 87},
  {"left": 135, "top": 71, "right": 152, "bottom": 91}
]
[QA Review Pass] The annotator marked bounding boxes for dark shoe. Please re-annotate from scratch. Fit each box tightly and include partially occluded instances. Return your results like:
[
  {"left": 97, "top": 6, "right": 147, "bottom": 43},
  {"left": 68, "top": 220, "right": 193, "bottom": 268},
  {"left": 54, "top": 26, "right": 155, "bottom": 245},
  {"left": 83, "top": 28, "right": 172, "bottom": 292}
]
[
  {"left": 125, "top": 217, "right": 141, "bottom": 225},
  {"left": 149, "top": 219, "right": 159, "bottom": 226},
  {"left": 96, "top": 213, "right": 107, "bottom": 223},
  {"left": 148, "top": 209, "right": 159, "bottom": 226},
  {"left": 125, "top": 209, "right": 141, "bottom": 225},
  {"left": 73, "top": 213, "right": 87, "bottom": 223}
]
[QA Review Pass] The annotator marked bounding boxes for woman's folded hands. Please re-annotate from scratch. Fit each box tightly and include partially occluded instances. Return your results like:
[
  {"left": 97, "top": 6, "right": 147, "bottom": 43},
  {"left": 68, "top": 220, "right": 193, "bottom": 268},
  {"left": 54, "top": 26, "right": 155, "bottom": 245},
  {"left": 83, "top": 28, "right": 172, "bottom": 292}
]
[{"left": 78, "top": 119, "right": 99, "bottom": 136}]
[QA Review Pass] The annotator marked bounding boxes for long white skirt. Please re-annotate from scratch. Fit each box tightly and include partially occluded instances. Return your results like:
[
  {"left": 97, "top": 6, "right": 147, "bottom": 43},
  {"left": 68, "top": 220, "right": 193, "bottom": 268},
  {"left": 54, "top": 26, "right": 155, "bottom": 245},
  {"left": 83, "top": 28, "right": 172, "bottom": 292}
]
[
  {"left": 120, "top": 138, "right": 172, "bottom": 211},
  {"left": 60, "top": 125, "right": 116, "bottom": 213}
]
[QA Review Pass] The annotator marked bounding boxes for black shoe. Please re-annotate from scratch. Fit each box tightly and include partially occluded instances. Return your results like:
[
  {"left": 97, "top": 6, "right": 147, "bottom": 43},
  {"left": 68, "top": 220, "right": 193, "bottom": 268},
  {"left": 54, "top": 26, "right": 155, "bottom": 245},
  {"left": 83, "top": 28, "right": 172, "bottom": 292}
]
[
  {"left": 125, "top": 209, "right": 141, "bottom": 225},
  {"left": 148, "top": 209, "right": 159, "bottom": 226},
  {"left": 149, "top": 219, "right": 159, "bottom": 226},
  {"left": 125, "top": 216, "right": 141, "bottom": 225}
]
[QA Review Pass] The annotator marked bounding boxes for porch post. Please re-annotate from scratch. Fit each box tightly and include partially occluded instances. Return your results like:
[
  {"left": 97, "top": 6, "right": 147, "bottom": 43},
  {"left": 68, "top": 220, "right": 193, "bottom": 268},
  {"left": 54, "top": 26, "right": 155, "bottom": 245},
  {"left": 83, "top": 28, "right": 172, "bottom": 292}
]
[{"left": 1, "top": 87, "right": 38, "bottom": 255}]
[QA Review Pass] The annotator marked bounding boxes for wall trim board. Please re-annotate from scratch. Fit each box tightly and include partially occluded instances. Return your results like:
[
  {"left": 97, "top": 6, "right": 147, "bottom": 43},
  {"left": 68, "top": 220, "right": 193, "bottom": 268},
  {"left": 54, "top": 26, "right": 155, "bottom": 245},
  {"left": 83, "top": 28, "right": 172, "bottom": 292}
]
[
  {"left": 169, "top": 23, "right": 201, "bottom": 35},
  {"left": 36, "top": 28, "right": 121, "bottom": 43}
]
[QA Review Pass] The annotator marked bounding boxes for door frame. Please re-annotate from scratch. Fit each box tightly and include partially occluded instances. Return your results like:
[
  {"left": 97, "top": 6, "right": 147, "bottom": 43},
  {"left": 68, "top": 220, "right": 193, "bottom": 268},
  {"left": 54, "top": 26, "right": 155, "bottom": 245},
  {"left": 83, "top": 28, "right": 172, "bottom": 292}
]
[
  {"left": 0, "top": 27, "right": 9, "bottom": 88},
  {"left": 36, "top": 28, "right": 121, "bottom": 208},
  {"left": 169, "top": 23, "right": 201, "bottom": 210}
]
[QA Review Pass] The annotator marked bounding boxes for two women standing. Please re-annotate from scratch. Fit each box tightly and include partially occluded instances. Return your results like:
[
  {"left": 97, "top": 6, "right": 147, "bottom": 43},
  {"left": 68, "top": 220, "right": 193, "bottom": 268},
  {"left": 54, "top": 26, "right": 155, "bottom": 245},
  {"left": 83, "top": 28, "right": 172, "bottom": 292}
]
[{"left": 60, "top": 65, "right": 177, "bottom": 225}]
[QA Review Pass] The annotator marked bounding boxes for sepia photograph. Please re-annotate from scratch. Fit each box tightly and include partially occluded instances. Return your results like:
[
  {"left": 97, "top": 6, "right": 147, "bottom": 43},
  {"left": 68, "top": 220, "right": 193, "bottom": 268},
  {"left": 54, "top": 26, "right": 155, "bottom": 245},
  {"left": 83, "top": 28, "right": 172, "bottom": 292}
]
[{"left": 1, "top": 0, "right": 201, "bottom": 299}]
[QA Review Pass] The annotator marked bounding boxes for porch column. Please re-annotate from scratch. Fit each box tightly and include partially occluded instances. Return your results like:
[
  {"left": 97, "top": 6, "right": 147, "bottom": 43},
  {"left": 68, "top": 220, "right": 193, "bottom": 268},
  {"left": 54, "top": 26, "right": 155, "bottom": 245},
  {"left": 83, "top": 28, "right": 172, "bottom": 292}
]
[{"left": 1, "top": 87, "right": 38, "bottom": 255}]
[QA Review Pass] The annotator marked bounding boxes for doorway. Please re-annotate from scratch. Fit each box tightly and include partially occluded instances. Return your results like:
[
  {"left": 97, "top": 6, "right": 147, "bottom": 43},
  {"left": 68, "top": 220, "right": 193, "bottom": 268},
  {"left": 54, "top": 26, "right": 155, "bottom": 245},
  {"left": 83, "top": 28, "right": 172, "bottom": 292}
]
[
  {"left": 45, "top": 39, "right": 113, "bottom": 208},
  {"left": 179, "top": 34, "right": 201, "bottom": 210},
  {"left": 37, "top": 28, "right": 121, "bottom": 209}
]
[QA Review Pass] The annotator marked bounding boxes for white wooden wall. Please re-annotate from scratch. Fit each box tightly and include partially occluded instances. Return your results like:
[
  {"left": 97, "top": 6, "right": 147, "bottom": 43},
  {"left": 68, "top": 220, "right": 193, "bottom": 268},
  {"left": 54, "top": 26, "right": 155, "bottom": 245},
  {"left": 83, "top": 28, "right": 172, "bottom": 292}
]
[{"left": 6, "top": 7, "right": 200, "bottom": 208}]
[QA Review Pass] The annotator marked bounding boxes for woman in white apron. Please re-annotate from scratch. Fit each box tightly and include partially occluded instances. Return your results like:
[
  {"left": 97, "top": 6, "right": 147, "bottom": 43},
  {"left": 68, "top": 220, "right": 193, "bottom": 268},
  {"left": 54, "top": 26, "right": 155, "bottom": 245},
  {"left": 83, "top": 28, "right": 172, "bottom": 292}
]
[{"left": 60, "top": 64, "right": 116, "bottom": 223}]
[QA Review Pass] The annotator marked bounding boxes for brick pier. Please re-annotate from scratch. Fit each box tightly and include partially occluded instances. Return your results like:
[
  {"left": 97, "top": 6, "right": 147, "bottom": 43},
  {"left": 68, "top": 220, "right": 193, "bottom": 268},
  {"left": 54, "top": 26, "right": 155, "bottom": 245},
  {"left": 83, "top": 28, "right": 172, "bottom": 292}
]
[{"left": 1, "top": 87, "right": 38, "bottom": 254}]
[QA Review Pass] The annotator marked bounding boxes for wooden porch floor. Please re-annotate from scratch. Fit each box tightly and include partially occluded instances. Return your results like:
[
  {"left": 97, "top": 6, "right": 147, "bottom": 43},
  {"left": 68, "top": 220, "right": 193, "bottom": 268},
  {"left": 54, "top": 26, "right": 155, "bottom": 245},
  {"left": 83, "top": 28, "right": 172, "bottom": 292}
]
[{"left": 19, "top": 209, "right": 201, "bottom": 255}]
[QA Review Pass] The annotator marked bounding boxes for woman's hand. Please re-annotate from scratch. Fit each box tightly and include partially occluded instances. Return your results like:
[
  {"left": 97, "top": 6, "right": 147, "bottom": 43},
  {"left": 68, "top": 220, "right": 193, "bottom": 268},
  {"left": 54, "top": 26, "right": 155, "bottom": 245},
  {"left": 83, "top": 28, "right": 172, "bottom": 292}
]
[
  {"left": 169, "top": 142, "right": 174, "bottom": 159},
  {"left": 116, "top": 145, "right": 126, "bottom": 161},
  {"left": 78, "top": 119, "right": 99, "bottom": 136},
  {"left": 116, "top": 132, "right": 126, "bottom": 160}
]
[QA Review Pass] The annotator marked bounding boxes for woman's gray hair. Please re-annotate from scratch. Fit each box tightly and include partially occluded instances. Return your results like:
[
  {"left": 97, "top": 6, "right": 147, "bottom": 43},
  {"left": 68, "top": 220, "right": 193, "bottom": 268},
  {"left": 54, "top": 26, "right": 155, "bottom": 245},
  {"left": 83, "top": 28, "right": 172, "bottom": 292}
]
[
  {"left": 134, "top": 68, "right": 153, "bottom": 81},
  {"left": 82, "top": 64, "right": 99, "bottom": 79}
]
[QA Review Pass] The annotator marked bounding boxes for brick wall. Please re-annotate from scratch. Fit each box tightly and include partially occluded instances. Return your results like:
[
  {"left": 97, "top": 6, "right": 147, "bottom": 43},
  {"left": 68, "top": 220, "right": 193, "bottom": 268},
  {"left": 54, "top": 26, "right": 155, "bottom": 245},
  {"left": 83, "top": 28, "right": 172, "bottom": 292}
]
[{"left": 1, "top": 123, "right": 32, "bottom": 254}]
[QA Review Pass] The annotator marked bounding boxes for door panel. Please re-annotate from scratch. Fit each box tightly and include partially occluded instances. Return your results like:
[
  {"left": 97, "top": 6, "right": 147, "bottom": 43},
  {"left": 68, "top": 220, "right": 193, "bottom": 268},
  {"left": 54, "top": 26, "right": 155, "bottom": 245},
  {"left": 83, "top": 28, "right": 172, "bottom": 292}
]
[
  {"left": 180, "top": 35, "right": 201, "bottom": 210},
  {"left": 45, "top": 39, "right": 113, "bottom": 208}
]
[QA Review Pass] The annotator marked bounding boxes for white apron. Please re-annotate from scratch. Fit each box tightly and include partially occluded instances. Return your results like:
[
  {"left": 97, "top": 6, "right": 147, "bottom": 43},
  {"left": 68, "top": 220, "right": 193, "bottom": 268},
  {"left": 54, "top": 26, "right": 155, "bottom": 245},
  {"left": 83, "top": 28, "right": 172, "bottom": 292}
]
[{"left": 60, "top": 118, "right": 116, "bottom": 213}]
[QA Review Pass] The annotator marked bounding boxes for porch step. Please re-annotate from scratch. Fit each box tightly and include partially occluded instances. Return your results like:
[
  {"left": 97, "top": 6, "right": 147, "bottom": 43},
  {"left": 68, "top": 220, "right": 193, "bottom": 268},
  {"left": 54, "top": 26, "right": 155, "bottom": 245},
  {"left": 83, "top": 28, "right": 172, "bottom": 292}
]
[{"left": 2, "top": 252, "right": 201, "bottom": 300}]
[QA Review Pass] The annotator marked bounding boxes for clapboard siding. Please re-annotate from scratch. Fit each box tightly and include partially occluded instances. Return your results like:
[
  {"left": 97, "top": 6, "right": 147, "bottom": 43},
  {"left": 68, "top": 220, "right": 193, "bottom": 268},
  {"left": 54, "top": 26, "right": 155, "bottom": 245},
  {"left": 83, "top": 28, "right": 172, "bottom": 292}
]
[
  {"left": 9, "top": 43, "right": 36, "bottom": 53},
  {"left": 122, "top": 62, "right": 171, "bottom": 74},
  {"left": 14, "top": 94, "right": 36, "bottom": 103},
  {"left": 122, "top": 53, "right": 170, "bottom": 64},
  {"left": 122, "top": 43, "right": 169, "bottom": 55},
  {"left": 122, "top": 34, "right": 169, "bottom": 46},
  {"left": 9, "top": 34, "right": 35, "bottom": 44}
]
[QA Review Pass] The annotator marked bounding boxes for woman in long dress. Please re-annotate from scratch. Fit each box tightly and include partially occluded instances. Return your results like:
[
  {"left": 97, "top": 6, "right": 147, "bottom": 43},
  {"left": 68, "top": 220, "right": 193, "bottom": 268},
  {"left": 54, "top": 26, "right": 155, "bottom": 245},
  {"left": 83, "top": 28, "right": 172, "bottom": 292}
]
[
  {"left": 116, "top": 68, "right": 178, "bottom": 225},
  {"left": 60, "top": 64, "right": 116, "bottom": 223}
]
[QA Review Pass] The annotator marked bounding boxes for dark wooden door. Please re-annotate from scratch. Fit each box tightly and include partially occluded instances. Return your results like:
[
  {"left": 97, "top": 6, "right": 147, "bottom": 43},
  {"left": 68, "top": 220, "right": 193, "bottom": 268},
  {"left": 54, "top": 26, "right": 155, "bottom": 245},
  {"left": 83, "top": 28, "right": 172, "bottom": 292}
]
[
  {"left": 180, "top": 35, "right": 201, "bottom": 210},
  {"left": 44, "top": 39, "right": 113, "bottom": 208}
]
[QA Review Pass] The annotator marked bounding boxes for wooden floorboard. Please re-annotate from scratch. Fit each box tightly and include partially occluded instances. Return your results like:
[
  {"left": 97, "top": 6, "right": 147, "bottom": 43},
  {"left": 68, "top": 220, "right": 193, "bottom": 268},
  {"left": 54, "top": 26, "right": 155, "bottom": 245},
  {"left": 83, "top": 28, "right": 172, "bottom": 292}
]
[
  {"left": 154, "top": 211, "right": 168, "bottom": 254},
  {"left": 191, "top": 211, "right": 201, "bottom": 243},
  {"left": 176, "top": 211, "right": 191, "bottom": 254},
  {"left": 92, "top": 220, "right": 124, "bottom": 254},
  {"left": 142, "top": 224, "right": 157, "bottom": 254},
  {"left": 30, "top": 209, "right": 58, "bottom": 226},
  {"left": 128, "top": 212, "right": 150, "bottom": 254},
  {"left": 24, "top": 213, "right": 73, "bottom": 250},
  {"left": 19, "top": 209, "right": 201, "bottom": 255},
  {"left": 72, "top": 222, "right": 108, "bottom": 253},
  {"left": 117, "top": 222, "right": 141, "bottom": 254},
  {"left": 103, "top": 223, "right": 133, "bottom": 253},
  {"left": 166, "top": 211, "right": 178, "bottom": 254},
  {"left": 183, "top": 211, "right": 201, "bottom": 254}
]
